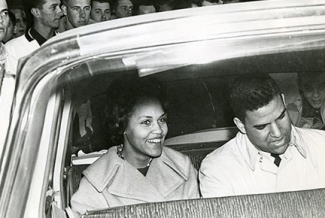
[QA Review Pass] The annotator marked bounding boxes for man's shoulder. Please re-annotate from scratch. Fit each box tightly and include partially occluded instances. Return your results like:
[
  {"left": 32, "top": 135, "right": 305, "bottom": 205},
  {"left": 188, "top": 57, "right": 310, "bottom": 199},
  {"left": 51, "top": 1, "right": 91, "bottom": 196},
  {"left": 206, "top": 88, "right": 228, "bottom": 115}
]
[
  {"left": 5, "top": 35, "right": 39, "bottom": 59},
  {"left": 5, "top": 35, "right": 27, "bottom": 49},
  {"left": 201, "top": 136, "right": 240, "bottom": 167},
  {"left": 292, "top": 126, "right": 325, "bottom": 151},
  {"left": 293, "top": 126, "right": 325, "bottom": 138}
]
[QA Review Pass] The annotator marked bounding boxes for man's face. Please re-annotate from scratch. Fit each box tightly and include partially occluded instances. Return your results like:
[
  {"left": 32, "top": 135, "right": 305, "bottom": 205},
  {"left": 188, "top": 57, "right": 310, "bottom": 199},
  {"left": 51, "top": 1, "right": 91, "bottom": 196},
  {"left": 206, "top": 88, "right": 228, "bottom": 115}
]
[
  {"left": 300, "top": 73, "right": 325, "bottom": 109},
  {"left": 138, "top": 5, "right": 156, "bottom": 15},
  {"left": 3, "top": 14, "right": 14, "bottom": 42},
  {"left": 114, "top": 0, "right": 133, "bottom": 18},
  {"left": 38, "top": 0, "right": 63, "bottom": 29},
  {"left": 0, "top": 0, "right": 9, "bottom": 42},
  {"left": 236, "top": 95, "right": 292, "bottom": 155},
  {"left": 63, "top": 0, "right": 91, "bottom": 28},
  {"left": 10, "top": 9, "right": 26, "bottom": 37},
  {"left": 91, "top": 1, "right": 110, "bottom": 22}
]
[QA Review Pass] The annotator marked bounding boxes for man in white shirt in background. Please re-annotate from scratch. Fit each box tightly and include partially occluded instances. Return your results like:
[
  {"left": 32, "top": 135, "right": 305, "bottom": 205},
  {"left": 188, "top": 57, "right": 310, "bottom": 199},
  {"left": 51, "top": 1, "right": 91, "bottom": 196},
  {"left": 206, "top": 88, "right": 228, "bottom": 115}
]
[
  {"left": 0, "top": 0, "right": 20, "bottom": 148},
  {"left": 5, "top": 0, "right": 63, "bottom": 75}
]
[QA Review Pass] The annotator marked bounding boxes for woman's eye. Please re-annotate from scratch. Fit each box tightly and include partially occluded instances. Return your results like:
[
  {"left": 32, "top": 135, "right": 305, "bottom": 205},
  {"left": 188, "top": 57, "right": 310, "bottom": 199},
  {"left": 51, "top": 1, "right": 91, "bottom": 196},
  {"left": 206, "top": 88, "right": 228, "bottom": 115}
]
[
  {"left": 141, "top": 120, "right": 150, "bottom": 125},
  {"left": 159, "top": 117, "right": 167, "bottom": 123}
]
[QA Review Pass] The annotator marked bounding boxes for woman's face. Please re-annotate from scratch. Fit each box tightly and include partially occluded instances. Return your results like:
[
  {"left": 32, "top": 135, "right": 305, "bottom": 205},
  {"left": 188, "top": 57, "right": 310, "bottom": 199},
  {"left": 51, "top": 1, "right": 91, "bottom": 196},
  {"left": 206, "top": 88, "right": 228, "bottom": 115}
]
[{"left": 123, "top": 98, "right": 168, "bottom": 162}]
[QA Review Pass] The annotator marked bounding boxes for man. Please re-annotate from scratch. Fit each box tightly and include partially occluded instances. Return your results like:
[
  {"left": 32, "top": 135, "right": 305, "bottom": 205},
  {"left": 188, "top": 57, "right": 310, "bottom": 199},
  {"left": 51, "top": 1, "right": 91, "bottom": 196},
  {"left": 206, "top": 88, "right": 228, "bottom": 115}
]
[
  {"left": 58, "top": 0, "right": 91, "bottom": 32},
  {"left": 133, "top": 0, "right": 156, "bottom": 15},
  {"left": 90, "top": 0, "right": 111, "bottom": 22},
  {"left": 0, "top": 0, "right": 20, "bottom": 152},
  {"left": 287, "top": 72, "right": 325, "bottom": 130},
  {"left": 3, "top": 10, "right": 15, "bottom": 43},
  {"left": 111, "top": 0, "right": 133, "bottom": 19},
  {"left": 199, "top": 74, "right": 325, "bottom": 198},
  {"left": 0, "top": 0, "right": 10, "bottom": 75},
  {"left": 154, "top": 0, "right": 173, "bottom": 12},
  {"left": 5, "top": 0, "right": 63, "bottom": 74},
  {"left": 201, "top": 0, "right": 223, "bottom": 6},
  {"left": 9, "top": 7, "right": 26, "bottom": 38}
]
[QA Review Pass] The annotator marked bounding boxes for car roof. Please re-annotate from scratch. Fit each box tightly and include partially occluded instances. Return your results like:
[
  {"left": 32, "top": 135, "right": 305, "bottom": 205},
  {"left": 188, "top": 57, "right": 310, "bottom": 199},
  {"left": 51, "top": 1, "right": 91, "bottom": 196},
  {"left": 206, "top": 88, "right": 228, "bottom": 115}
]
[
  {"left": 10, "top": 0, "right": 325, "bottom": 113},
  {"left": 17, "top": 0, "right": 325, "bottom": 96}
]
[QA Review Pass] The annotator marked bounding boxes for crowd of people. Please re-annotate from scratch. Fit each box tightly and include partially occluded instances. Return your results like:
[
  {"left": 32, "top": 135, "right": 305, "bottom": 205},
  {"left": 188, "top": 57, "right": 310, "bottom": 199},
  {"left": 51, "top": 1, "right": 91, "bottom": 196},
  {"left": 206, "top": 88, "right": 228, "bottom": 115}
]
[
  {"left": 0, "top": 0, "right": 258, "bottom": 107},
  {"left": 4, "top": 0, "right": 254, "bottom": 51}
]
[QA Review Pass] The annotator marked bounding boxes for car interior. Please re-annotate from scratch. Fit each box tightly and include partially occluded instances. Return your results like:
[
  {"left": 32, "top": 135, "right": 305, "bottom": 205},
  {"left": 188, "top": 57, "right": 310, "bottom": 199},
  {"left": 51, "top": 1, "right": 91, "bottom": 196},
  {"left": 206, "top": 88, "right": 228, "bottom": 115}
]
[
  {"left": 46, "top": 50, "right": 312, "bottom": 217},
  {"left": 28, "top": 34, "right": 324, "bottom": 217}
]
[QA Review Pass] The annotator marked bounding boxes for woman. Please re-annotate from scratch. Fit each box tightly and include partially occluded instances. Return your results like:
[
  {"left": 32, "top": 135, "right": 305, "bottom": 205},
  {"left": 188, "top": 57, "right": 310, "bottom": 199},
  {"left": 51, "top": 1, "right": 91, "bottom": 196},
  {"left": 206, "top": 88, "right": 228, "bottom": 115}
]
[{"left": 71, "top": 76, "right": 200, "bottom": 216}]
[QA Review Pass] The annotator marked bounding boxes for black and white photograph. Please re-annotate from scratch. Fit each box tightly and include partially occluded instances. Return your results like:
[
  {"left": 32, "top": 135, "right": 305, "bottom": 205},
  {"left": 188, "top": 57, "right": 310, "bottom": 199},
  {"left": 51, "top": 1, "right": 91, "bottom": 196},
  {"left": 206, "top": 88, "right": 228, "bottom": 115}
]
[{"left": 1, "top": 0, "right": 325, "bottom": 217}]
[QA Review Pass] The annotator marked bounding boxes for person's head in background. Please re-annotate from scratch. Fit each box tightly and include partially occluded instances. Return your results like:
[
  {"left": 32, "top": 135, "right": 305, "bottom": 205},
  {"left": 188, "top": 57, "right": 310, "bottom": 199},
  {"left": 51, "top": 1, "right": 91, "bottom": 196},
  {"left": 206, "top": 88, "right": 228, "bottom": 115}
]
[
  {"left": 201, "top": 0, "right": 223, "bottom": 6},
  {"left": 23, "top": 0, "right": 62, "bottom": 36},
  {"left": 230, "top": 73, "right": 291, "bottom": 155},
  {"left": 90, "top": 0, "right": 111, "bottom": 22},
  {"left": 61, "top": 0, "right": 91, "bottom": 29},
  {"left": 9, "top": 7, "right": 26, "bottom": 38},
  {"left": 298, "top": 72, "right": 325, "bottom": 110},
  {"left": 172, "top": 0, "right": 202, "bottom": 10},
  {"left": 0, "top": 0, "right": 9, "bottom": 43},
  {"left": 3, "top": 10, "right": 15, "bottom": 43},
  {"left": 133, "top": 0, "right": 156, "bottom": 15},
  {"left": 154, "top": 0, "right": 173, "bottom": 12},
  {"left": 104, "top": 76, "right": 168, "bottom": 163},
  {"left": 112, "top": 0, "right": 133, "bottom": 19}
]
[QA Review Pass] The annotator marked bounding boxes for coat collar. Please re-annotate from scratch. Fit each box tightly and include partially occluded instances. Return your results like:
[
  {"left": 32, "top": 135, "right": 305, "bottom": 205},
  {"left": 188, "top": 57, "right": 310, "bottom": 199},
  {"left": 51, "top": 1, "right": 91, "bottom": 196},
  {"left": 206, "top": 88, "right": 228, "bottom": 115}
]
[
  {"left": 83, "top": 146, "right": 190, "bottom": 202},
  {"left": 237, "top": 125, "right": 307, "bottom": 171}
]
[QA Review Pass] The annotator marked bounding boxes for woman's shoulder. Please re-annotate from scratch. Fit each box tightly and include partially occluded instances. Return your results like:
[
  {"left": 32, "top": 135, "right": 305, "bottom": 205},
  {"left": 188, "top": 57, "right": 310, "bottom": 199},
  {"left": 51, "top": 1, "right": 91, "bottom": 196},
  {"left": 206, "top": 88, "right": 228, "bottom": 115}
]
[
  {"left": 160, "top": 147, "right": 194, "bottom": 173},
  {"left": 162, "top": 146, "right": 190, "bottom": 160},
  {"left": 83, "top": 146, "right": 120, "bottom": 178}
]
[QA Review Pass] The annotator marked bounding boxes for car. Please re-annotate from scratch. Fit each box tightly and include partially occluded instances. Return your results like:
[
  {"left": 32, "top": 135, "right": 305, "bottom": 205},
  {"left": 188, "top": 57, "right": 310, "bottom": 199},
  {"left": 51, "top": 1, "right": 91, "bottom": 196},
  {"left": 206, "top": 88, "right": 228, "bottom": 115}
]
[{"left": 1, "top": 0, "right": 325, "bottom": 217}]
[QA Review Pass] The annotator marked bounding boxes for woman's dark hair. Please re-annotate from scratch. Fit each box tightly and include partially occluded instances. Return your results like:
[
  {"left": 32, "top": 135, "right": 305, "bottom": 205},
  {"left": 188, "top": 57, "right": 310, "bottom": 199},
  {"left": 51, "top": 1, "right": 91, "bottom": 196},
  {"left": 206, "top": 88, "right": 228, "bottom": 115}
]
[{"left": 104, "top": 75, "right": 168, "bottom": 145}]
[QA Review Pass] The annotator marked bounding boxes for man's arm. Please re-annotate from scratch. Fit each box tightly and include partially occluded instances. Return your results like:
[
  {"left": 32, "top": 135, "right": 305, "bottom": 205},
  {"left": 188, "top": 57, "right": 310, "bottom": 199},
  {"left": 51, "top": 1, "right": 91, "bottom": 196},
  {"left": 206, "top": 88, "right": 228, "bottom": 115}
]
[{"left": 199, "top": 158, "right": 234, "bottom": 198}]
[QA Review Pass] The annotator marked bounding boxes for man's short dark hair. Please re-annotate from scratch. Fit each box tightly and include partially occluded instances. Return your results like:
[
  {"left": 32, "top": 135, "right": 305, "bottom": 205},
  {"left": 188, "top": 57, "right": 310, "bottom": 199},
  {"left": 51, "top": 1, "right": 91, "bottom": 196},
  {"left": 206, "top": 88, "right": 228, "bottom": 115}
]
[
  {"left": 112, "top": 0, "right": 132, "bottom": 10},
  {"left": 8, "top": 11, "right": 16, "bottom": 26},
  {"left": 91, "top": 0, "right": 111, "bottom": 3},
  {"left": 132, "top": 0, "right": 155, "bottom": 15},
  {"left": 229, "top": 74, "right": 281, "bottom": 122},
  {"left": 23, "top": 0, "right": 47, "bottom": 29}
]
